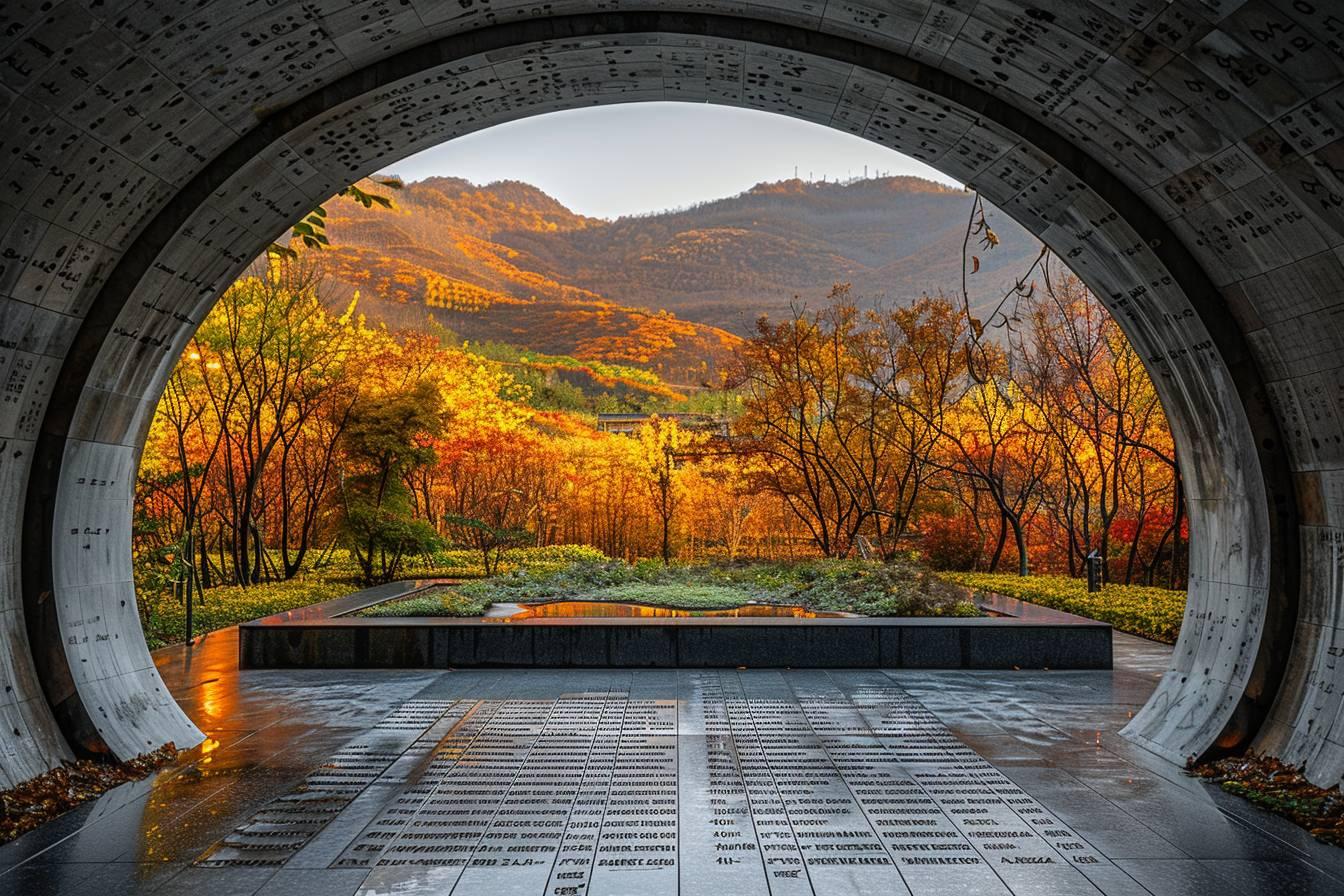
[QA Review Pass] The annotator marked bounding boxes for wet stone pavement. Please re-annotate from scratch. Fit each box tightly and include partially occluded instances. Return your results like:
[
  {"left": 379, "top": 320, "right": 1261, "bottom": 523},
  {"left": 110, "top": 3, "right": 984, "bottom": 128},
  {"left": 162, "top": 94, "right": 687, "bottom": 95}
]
[{"left": 1, "top": 632, "right": 1341, "bottom": 895}]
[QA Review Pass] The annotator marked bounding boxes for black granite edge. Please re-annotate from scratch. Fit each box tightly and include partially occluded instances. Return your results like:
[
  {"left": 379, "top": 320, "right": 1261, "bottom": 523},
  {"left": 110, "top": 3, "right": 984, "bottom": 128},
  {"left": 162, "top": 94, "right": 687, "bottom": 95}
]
[
  {"left": 238, "top": 579, "right": 1114, "bottom": 672},
  {"left": 238, "top": 615, "right": 1112, "bottom": 629},
  {"left": 238, "top": 622, "right": 1112, "bottom": 670}
]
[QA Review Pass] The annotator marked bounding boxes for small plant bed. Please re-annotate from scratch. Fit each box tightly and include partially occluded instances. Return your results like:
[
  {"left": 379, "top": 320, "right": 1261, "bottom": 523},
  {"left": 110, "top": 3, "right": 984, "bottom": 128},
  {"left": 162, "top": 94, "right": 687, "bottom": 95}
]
[
  {"left": 0, "top": 744, "right": 179, "bottom": 844},
  {"left": 941, "top": 573, "right": 1184, "bottom": 643},
  {"left": 356, "top": 558, "right": 981, "bottom": 619},
  {"left": 1189, "top": 753, "right": 1344, "bottom": 848},
  {"left": 350, "top": 588, "right": 493, "bottom": 618},
  {"left": 243, "top": 557, "right": 1114, "bottom": 670}
]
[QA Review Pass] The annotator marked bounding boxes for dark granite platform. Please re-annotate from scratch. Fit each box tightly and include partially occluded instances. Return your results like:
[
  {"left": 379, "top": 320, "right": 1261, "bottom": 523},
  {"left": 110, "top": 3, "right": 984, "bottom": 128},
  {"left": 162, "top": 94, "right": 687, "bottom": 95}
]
[{"left": 237, "top": 583, "right": 1113, "bottom": 670}]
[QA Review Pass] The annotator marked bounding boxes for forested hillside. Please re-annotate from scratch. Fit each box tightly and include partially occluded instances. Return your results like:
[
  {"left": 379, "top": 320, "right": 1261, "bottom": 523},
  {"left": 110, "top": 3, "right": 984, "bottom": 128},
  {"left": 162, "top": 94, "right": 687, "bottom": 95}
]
[{"left": 317, "top": 175, "right": 1040, "bottom": 383}]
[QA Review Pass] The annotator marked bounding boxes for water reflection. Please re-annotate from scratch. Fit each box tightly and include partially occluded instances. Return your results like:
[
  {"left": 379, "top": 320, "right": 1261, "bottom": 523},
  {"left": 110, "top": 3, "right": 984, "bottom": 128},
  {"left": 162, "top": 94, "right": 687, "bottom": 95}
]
[{"left": 491, "top": 601, "right": 848, "bottom": 620}]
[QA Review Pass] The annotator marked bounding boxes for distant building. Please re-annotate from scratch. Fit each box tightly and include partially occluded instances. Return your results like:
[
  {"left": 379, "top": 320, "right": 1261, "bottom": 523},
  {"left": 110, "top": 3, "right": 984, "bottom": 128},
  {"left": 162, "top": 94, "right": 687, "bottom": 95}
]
[{"left": 595, "top": 412, "right": 730, "bottom": 437}]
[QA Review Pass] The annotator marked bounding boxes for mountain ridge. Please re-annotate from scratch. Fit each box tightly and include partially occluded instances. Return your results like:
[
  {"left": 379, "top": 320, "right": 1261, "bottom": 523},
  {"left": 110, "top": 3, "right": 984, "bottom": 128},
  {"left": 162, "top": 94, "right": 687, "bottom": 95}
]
[{"left": 316, "top": 174, "right": 1041, "bottom": 383}]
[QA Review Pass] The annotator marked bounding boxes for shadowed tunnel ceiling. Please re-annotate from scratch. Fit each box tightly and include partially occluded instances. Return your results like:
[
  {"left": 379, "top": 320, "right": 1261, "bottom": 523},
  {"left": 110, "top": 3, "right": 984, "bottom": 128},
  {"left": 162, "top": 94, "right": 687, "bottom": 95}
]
[{"left": 0, "top": 1, "right": 1342, "bottom": 789}]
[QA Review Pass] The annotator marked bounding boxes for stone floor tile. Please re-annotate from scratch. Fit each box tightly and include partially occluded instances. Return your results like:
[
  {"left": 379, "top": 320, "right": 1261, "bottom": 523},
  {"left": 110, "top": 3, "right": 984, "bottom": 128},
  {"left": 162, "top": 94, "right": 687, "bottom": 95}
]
[
  {"left": 255, "top": 868, "right": 370, "bottom": 896},
  {"left": 0, "top": 628, "right": 1336, "bottom": 895}
]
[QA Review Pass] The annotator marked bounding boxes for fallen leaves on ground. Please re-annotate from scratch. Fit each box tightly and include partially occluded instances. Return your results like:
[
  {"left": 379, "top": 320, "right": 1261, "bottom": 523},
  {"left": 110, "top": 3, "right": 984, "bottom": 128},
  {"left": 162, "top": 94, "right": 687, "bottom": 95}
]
[
  {"left": 1188, "top": 752, "right": 1344, "bottom": 848},
  {"left": 0, "top": 744, "right": 178, "bottom": 844}
]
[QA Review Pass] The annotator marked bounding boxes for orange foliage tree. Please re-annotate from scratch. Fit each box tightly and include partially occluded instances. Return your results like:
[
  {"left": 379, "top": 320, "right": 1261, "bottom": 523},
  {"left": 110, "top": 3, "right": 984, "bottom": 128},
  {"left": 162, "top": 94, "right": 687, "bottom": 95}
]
[{"left": 727, "top": 268, "right": 1186, "bottom": 582}]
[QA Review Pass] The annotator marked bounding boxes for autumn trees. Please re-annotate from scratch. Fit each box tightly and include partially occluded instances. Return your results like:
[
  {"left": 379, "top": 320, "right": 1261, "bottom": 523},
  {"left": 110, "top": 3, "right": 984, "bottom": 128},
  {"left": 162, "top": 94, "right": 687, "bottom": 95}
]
[
  {"left": 726, "top": 271, "right": 1184, "bottom": 583},
  {"left": 137, "top": 250, "right": 1186, "bottom": 597},
  {"left": 1017, "top": 271, "right": 1184, "bottom": 586},
  {"left": 731, "top": 299, "right": 862, "bottom": 558},
  {"left": 139, "top": 258, "right": 736, "bottom": 588},
  {"left": 635, "top": 417, "right": 691, "bottom": 565},
  {"left": 730, "top": 290, "right": 965, "bottom": 563},
  {"left": 140, "top": 261, "right": 363, "bottom": 589}
]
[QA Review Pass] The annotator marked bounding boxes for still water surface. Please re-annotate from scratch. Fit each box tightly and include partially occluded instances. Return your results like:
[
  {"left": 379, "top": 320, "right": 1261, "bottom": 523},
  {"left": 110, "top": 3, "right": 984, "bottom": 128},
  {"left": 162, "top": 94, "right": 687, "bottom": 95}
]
[{"left": 494, "top": 600, "right": 849, "bottom": 619}]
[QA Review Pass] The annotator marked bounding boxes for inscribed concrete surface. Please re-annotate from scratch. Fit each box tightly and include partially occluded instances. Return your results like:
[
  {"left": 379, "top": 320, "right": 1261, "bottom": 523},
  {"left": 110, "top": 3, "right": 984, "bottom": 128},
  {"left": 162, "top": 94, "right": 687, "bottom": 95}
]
[
  {"left": 4, "top": 0, "right": 1343, "bottom": 791},
  {"left": 0, "top": 631, "right": 1339, "bottom": 896}
]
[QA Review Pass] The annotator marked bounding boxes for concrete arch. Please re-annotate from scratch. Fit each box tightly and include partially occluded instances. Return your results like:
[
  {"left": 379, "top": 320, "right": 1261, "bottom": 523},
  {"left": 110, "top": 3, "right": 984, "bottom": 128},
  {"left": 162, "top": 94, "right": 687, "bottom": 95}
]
[{"left": 0, "top": 2, "right": 1339, "bottom": 787}]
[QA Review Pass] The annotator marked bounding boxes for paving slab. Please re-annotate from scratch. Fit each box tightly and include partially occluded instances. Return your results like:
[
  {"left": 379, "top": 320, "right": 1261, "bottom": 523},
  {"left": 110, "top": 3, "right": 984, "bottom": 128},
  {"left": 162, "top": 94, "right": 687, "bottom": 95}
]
[{"left": 0, "top": 630, "right": 1337, "bottom": 895}]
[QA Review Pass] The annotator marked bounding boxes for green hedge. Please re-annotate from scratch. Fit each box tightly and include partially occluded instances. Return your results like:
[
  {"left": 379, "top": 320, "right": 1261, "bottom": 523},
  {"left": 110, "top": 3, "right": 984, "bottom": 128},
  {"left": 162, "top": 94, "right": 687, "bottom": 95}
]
[
  {"left": 138, "top": 578, "right": 353, "bottom": 649},
  {"left": 941, "top": 572, "right": 1186, "bottom": 643}
]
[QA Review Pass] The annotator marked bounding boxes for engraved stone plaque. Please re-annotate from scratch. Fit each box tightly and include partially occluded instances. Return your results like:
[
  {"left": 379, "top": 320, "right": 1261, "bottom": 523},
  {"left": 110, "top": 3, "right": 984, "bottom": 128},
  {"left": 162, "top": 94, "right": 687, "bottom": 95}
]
[{"left": 198, "top": 673, "right": 1131, "bottom": 895}]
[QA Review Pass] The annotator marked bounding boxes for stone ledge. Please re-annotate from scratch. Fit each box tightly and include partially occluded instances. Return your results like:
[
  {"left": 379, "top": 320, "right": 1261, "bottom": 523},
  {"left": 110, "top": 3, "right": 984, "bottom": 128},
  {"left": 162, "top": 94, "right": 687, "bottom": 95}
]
[{"left": 237, "top": 583, "right": 1112, "bottom": 670}]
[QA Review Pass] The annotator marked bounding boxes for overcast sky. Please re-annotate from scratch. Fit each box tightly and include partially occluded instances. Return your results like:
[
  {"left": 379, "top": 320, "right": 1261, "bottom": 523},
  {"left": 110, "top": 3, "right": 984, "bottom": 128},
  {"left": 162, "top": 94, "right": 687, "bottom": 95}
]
[{"left": 377, "top": 102, "right": 960, "bottom": 219}]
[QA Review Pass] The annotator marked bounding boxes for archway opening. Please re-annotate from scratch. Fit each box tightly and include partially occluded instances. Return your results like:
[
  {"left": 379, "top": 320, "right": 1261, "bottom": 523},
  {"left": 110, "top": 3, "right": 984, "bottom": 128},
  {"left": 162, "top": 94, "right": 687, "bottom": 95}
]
[
  {"left": 130, "top": 103, "right": 1194, "bottom": 652},
  {"left": 105, "top": 85, "right": 1249, "bottom": 773},
  {"left": 11, "top": 16, "right": 1298, "bottom": 799}
]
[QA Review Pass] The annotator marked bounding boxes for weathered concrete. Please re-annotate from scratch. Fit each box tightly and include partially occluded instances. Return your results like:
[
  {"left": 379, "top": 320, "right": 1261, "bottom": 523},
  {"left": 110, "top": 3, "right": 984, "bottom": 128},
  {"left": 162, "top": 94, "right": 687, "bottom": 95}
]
[{"left": 0, "top": 1, "right": 1340, "bottom": 787}]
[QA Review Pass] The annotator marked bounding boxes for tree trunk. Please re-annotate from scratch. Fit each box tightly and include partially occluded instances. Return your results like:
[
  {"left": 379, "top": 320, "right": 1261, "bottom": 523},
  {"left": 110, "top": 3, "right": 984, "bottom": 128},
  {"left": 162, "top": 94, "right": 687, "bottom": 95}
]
[
  {"left": 988, "top": 513, "right": 1008, "bottom": 573},
  {"left": 661, "top": 513, "right": 671, "bottom": 565},
  {"left": 1011, "top": 516, "right": 1029, "bottom": 577}
]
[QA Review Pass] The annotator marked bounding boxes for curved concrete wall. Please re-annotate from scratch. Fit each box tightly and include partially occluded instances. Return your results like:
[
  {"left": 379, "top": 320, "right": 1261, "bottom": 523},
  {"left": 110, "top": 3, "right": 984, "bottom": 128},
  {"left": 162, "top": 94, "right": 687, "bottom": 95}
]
[{"left": 0, "top": 2, "right": 1339, "bottom": 787}]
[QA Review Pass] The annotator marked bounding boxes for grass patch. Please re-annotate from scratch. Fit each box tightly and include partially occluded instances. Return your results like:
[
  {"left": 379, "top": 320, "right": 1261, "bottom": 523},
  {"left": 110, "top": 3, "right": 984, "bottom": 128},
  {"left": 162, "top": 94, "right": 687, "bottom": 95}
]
[
  {"left": 358, "top": 557, "right": 980, "bottom": 618},
  {"left": 574, "top": 583, "right": 757, "bottom": 609},
  {"left": 136, "top": 545, "right": 609, "bottom": 648},
  {"left": 140, "top": 551, "right": 977, "bottom": 637},
  {"left": 394, "top": 544, "right": 610, "bottom": 579},
  {"left": 350, "top": 589, "right": 491, "bottom": 618},
  {"left": 139, "top": 578, "right": 354, "bottom": 650},
  {"left": 941, "top": 572, "right": 1185, "bottom": 643}
]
